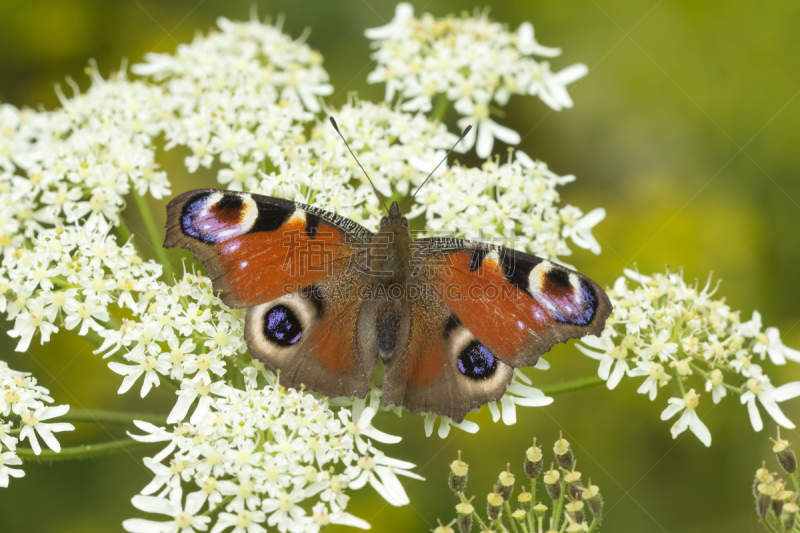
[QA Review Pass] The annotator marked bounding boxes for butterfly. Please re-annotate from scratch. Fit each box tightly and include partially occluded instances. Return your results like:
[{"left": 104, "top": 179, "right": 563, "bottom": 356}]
[{"left": 163, "top": 119, "right": 611, "bottom": 423}]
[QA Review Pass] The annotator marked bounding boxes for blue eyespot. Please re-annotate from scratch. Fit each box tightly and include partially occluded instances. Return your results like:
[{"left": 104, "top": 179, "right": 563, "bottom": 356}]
[
  {"left": 264, "top": 305, "right": 303, "bottom": 346},
  {"left": 457, "top": 341, "right": 497, "bottom": 380}
]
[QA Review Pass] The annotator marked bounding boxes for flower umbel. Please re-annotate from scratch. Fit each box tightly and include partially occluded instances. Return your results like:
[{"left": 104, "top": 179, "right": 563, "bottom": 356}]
[{"left": 578, "top": 268, "right": 800, "bottom": 446}]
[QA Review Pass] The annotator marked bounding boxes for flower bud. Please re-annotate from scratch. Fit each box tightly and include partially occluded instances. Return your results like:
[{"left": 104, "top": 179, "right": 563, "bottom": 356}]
[
  {"left": 512, "top": 509, "right": 526, "bottom": 522},
  {"left": 772, "top": 499, "right": 784, "bottom": 517},
  {"left": 565, "top": 500, "right": 585, "bottom": 524},
  {"left": 449, "top": 451, "right": 469, "bottom": 494},
  {"left": 455, "top": 501, "right": 474, "bottom": 533},
  {"left": 772, "top": 430, "right": 797, "bottom": 474},
  {"left": 587, "top": 492, "right": 603, "bottom": 520},
  {"left": 756, "top": 487, "right": 771, "bottom": 520},
  {"left": 544, "top": 466, "right": 562, "bottom": 500},
  {"left": 784, "top": 502, "right": 799, "bottom": 530},
  {"left": 435, "top": 519, "right": 456, "bottom": 533},
  {"left": 497, "top": 465, "right": 515, "bottom": 501},
  {"left": 533, "top": 502, "right": 548, "bottom": 514},
  {"left": 554, "top": 432, "right": 574, "bottom": 470},
  {"left": 517, "top": 488, "right": 532, "bottom": 511},
  {"left": 524, "top": 438, "right": 544, "bottom": 478},
  {"left": 569, "top": 482, "right": 585, "bottom": 501},
  {"left": 487, "top": 492, "right": 504, "bottom": 520}
]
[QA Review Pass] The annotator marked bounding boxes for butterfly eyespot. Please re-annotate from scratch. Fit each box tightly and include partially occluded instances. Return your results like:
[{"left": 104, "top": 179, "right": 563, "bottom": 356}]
[
  {"left": 457, "top": 341, "right": 498, "bottom": 380},
  {"left": 181, "top": 192, "right": 257, "bottom": 243},
  {"left": 263, "top": 304, "right": 303, "bottom": 347}
]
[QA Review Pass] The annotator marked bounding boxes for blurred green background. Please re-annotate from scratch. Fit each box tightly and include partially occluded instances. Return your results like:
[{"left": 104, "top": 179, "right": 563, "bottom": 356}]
[{"left": 2, "top": 0, "right": 800, "bottom": 531}]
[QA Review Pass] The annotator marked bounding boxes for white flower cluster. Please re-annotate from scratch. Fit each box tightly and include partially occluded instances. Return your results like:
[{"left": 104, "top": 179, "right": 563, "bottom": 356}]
[
  {"left": 0, "top": 360, "right": 74, "bottom": 486},
  {"left": 365, "top": 4, "right": 587, "bottom": 157},
  {"left": 410, "top": 153, "right": 605, "bottom": 261},
  {"left": 578, "top": 268, "right": 800, "bottom": 447},
  {"left": 0, "top": 8, "right": 608, "bottom": 528},
  {"left": 123, "top": 387, "right": 419, "bottom": 533},
  {"left": 3, "top": 222, "right": 161, "bottom": 354}
]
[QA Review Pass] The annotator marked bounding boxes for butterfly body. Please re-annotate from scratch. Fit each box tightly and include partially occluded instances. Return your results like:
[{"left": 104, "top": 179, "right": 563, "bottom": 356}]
[{"left": 165, "top": 189, "right": 611, "bottom": 422}]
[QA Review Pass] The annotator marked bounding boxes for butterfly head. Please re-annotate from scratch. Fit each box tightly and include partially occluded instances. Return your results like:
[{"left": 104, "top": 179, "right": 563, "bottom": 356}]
[{"left": 380, "top": 201, "right": 408, "bottom": 230}]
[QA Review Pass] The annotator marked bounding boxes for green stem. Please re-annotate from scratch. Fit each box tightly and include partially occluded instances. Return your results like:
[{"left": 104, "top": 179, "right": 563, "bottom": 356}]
[
  {"left": 459, "top": 492, "right": 489, "bottom": 531},
  {"left": 50, "top": 277, "right": 81, "bottom": 289},
  {"left": 540, "top": 376, "right": 605, "bottom": 396},
  {"left": 79, "top": 328, "right": 181, "bottom": 393},
  {"left": 528, "top": 480, "right": 537, "bottom": 533},
  {"left": 763, "top": 516, "right": 782, "bottom": 533},
  {"left": 553, "top": 481, "right": 566, "bottom": 530},
  {"left": 671, "top": 364, "right": 686, "bottom": 398},
  {"left": 60, "top": 409, "right": 166, "bottom": 426},
  {"left": 791, "top": 472, "right": 800, "bottom": 496},
  {"left": 15, "top": 437, "right": 158, "bottom": 461},
  {"left": 493, "top": 518, "right": 509, "bottom": 533},
  {"left": 431, "top": 94, "right": 450, "bottom": 122},
  {"left": 132, "top": 192, "right": 174, "bottom": 280},
  {"left": 559, "top": 519, "right": 569, "bottom": 533},
  {"left": 505, "top": 501, "right": 520, "bottom": 533},
  {"left": 587, "top": 519, "right": 599, "bottom": 533},
  {"left": 117, "top": 218, "right": 133, "bottom": 244},
  {"left": 689, "top": 362, "right": 742, "bottom": 394},
  {"left": 203, "top": 494, "right": 236, "bottom": 517}
]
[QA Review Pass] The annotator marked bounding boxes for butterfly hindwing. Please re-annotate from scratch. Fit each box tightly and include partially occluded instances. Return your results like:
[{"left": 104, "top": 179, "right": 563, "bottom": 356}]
[
  {"left": 164, "top": 189, "right": 373, "bottom": 308},
  {"left": 380, "top": 288, "right": 515, "bottom": 422},
  {"left": 245, "top": 283, "right": 378, "bottom": 399}
]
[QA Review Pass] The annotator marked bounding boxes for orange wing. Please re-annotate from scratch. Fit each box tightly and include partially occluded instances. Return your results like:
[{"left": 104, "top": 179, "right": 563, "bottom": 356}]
[{"left": 164, "top": 189, "right": 372, "bottom": 308}]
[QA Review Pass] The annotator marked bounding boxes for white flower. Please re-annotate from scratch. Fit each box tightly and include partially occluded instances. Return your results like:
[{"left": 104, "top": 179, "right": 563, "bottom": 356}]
[
  {"left": 577, "top": 335, "right": 628, "bottom": 389},
  {"left": 0, "top": 450, "right": 25, "bottom": 487},
  {"left": 561, "top": 207, "right": 605, "bottom": 255},
  {"left": 109, "top": 346, "right": 170, "bottom": 398},
  {"left": 167, "top": 379, "right": 230, "bottom": 425},
  {"left": 346, "top": 451, "right": 423, "bottom": 506},
  {"left": 753, "top": 326, "right": 800, "bottom": 365},
  {"left": 339, "top": 398, "right": 401, "bottom": 453},
  {"left": 123, "top": 488, "right": 211, "bottom": 533},
  {"left": 740, "top": 377, "right": 800, "bottom": 432},
  {"left": 640, "top": 330, "right": 679, "bottom": 362},
  {"left": 628, "top": 361, "right": 671, "bottom": 401},
  {"left": 210, "top": 510, "right": 267, "bottom": 533},
  {"left": 364, "top": 3, "right": 414, "bottom": 40},
  {"left": 455, "top": 102, "right": 520, "bottom": 158},
  {"left": 261, "top": 489, "right": 309, "bottom": 533},
  {"left": 486, "top": 370, "right": 553, "bottom": 426},
  {"left": 18, "top": 404, "right": 75, "bottom": 455},
  {"left": 517, "top": 22, "right": 561, "bottom": 57},
  {"left": 7, "top": 298, "right": 58, "bottom": 351},
  {"left": 311, "top": 503, "right": 370, "bottom": 530},
  {"left": 704, "top": 369, "right": 727, "bottom": 404},
  {"left": 660, "top": 390, "right": 711, "bottom": 446}
]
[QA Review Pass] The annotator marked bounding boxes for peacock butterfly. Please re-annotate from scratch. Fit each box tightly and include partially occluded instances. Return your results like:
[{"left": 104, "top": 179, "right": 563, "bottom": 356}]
[{"left": 163, "top": 119, "right": 611, "bottom": 422}]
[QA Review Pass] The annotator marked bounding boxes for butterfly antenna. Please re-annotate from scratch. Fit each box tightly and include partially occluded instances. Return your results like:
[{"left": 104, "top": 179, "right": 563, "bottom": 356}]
[
  {"left": 328, "top": 116, "right": 389, "bottom": 213},
  {"left": 406, "top": 123, "right": 473, "bottom": 208}
]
